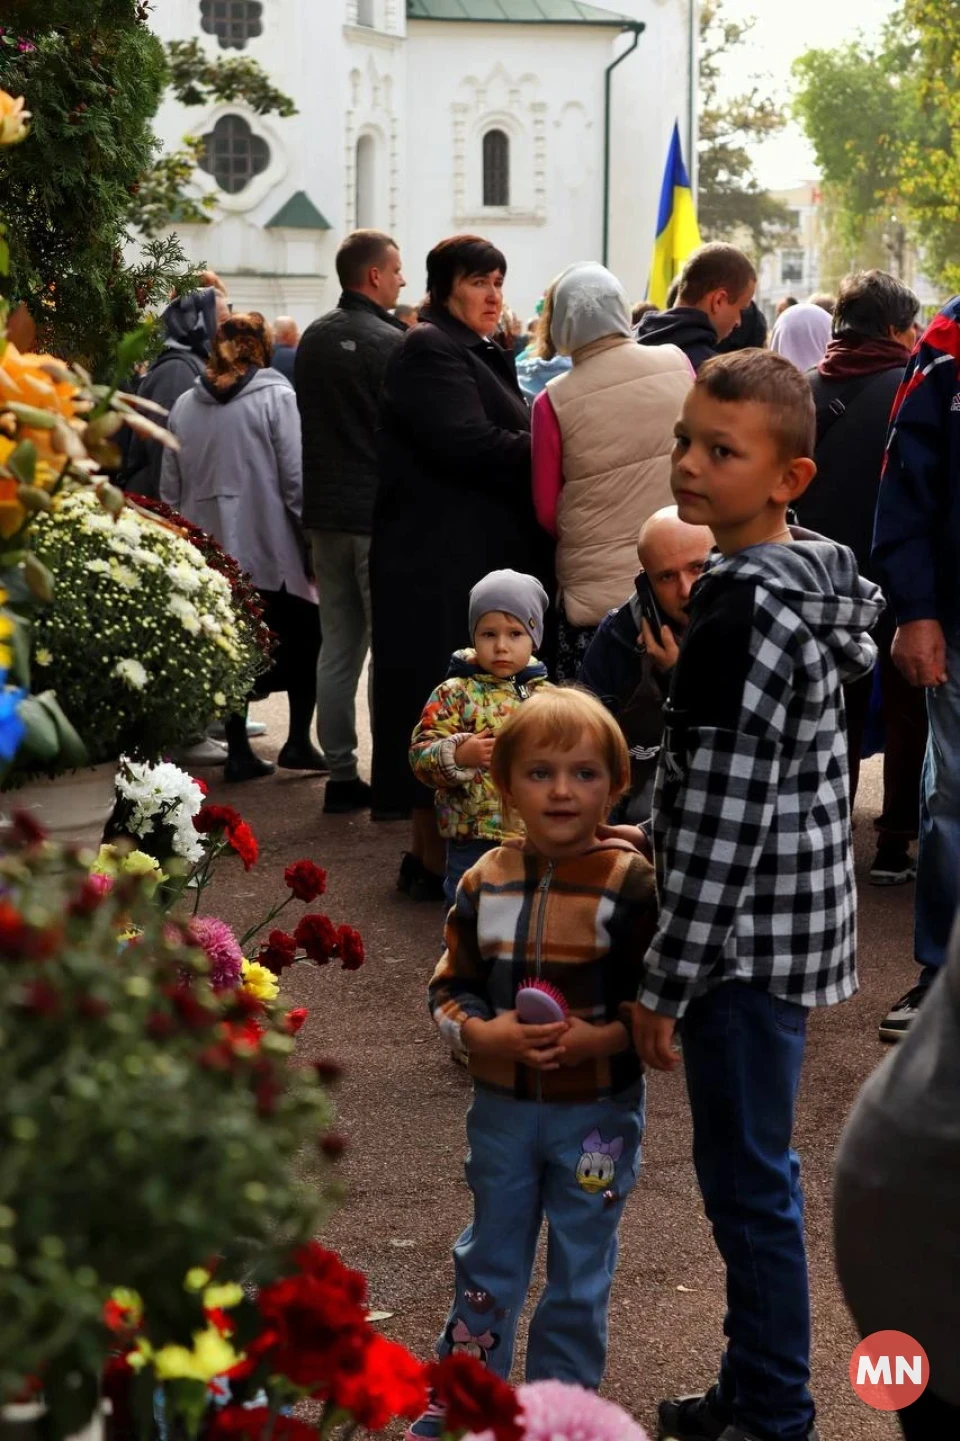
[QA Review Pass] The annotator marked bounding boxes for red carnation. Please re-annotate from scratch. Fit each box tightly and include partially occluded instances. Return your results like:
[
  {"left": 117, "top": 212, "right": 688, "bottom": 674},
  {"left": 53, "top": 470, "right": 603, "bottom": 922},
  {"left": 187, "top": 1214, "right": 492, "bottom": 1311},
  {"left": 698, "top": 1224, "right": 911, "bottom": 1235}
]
[
  {"left": 258, "top": 929, "right": 297, "bottom": 974},
  {"left": 428, "top": 1354, "right": 523, "bottom": 1441},
  {"left": 251, "top": 1243, "right": 372, "bottom": 1389},
  {"left": 336, "top": 924, "right": 365, "bottom": 971},
  {"left": 284, "top": 1006, "right": 309, "bottom": 1034},
  {"left": 9, "top": 810, "right": 46, "bottom": 846},
  {"left": 284, "top": 859, "right": 327, "bottom": 902},
  {"left": 194, "top": 777, "right": 210, "bottom": 796},
  {"left": 194, "top": 803, "right": 243, "bottom": 836},
  {"left": 0, "top": 901, "right": 30, "bottom": 958},
  {"left": 209, "top": 1409, "right": 316, "bottom": 1441},
  {"left": 328, "top": 1333, "right": 428, "bottom": 1430},
  {"left": 227, "top": 821, "right": 259, "bottom": 871},
  {"left": 69, "top": 876, "right": 112, "bottom": 918},
  {"left": 294, "top": 913, "right": 338, "bottom": 964},
  {"left": 319, "top": 1132, "right": 348, "bottom": 1160}
]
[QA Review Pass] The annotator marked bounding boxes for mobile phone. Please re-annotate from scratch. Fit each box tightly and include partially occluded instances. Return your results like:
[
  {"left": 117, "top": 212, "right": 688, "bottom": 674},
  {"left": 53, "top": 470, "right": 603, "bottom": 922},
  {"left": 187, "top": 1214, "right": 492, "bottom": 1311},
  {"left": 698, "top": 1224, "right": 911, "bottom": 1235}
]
[{"left": 637, "top": 576, "right": 665, "bottom": 639}]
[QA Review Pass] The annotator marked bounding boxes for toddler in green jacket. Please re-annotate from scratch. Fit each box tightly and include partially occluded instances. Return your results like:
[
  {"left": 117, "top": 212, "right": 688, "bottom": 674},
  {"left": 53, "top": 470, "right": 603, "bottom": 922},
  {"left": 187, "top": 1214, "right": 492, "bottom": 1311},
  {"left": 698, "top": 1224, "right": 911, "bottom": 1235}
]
[{"left": 410, "top": 569, "right": 551, "bottom": 907}]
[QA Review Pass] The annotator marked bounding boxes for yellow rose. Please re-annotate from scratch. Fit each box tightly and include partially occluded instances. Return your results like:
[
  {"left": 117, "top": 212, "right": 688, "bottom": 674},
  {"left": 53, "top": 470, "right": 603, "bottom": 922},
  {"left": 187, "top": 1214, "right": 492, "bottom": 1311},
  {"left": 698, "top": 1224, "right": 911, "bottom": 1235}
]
[
  {"left": 239, "top": 958, "right": 279, "bottom": 1002},
  {"left": 0, "top": 92, "right": 30, "bottom": 147},
  {"left": 202, "top": 1281, "right": 244, "bottom": 1311}
]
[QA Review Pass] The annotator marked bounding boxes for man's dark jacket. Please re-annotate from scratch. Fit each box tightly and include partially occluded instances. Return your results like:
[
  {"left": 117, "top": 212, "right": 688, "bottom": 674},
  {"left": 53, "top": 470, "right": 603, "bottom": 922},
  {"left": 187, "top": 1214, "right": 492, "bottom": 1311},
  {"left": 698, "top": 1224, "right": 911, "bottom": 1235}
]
[
  {"left": 637, "top": 305, "right": 718, "bottom": 372},
  {"left": 797, "top": 359, "right": 906, "bottom": 580},
  {"left": 123, "top": 288, "right": 218, "bottom": 499},
  {"left": 271, "top": 344, "right": 297, "bottom": 384},
  {"left": 295, "top": 291, "right": 406, "bottom": 534},
  {"left": 578, "top": 587, "right": 672, "bottom": 823}
]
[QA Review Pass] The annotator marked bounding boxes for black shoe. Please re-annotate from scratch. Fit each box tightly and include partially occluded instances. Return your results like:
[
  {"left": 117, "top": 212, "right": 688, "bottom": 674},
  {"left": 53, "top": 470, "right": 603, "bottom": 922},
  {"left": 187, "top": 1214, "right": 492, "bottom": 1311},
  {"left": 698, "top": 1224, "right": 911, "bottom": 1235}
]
[
  {"left": 224, "top": 754, "right": 276, "bottom": 783},
  {"left": 879, "top": 980, "right": 931, "bottom": 1042},
  {"left": 323, "top": 778, "right": 372, "bottom": 814},
  {"left": 870, "top": 841, "right": 916, "bottom": 886},
  {"left": 658, "top": 1390, "right": 728, "bottom": 1441},
  {"left": 409, "top": 868, "right": 446, "bottom": 903},
  {"left": 397, "top": 852, "right": 423, "bottom": 894},
  {"left": 277, "top": 743, "right": 330, "bottom": 772}
]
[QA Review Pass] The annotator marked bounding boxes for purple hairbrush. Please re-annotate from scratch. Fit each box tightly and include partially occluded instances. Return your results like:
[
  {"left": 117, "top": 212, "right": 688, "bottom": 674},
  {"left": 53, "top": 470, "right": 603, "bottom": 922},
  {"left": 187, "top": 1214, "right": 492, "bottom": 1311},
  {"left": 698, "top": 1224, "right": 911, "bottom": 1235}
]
[{"left": 516, "top": 977, "right": 569, "bottom": 1024}]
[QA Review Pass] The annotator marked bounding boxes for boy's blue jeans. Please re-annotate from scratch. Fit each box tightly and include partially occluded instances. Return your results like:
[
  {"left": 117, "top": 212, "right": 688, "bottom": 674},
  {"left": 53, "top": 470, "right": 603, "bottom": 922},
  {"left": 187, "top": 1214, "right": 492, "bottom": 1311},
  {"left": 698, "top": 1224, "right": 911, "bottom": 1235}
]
[
  {"left": 915, "top": 629, "right": 960, "bottom": 978},
  {"left": 680, "top": 982, "right": 813, "bottom": 1441},
  {"left": 435, "top": 1082, "right": 645, "bottom": 1387},
  {"left": 444, "top": 838, "right": 498, "bottom": 907}
]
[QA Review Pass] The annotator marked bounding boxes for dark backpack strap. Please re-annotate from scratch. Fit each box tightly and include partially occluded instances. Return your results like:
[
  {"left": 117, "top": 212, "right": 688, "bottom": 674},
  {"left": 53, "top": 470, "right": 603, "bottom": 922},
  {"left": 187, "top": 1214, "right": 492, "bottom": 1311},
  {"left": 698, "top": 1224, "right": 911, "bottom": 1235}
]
[{"left": 812, "top": 371, "right": 881, "bottom": 448}]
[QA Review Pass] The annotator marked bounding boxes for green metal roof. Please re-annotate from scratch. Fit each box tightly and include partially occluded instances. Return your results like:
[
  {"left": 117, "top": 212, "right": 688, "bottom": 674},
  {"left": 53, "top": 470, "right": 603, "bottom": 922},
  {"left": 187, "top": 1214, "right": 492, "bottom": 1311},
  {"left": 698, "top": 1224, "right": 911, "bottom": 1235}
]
[
  {"left": 265, "top": 191, "right": 332, "bottom": 230},
  {"left": 406, "top": 0, "right": 636, "bottom": 26}
]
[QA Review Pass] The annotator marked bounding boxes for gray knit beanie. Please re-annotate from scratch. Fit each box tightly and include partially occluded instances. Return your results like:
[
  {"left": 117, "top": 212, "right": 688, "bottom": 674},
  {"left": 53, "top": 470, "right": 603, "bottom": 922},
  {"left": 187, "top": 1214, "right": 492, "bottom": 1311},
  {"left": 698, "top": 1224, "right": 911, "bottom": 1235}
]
[{"left": 468, "top": 569, "right": 549, "bottom": 649}]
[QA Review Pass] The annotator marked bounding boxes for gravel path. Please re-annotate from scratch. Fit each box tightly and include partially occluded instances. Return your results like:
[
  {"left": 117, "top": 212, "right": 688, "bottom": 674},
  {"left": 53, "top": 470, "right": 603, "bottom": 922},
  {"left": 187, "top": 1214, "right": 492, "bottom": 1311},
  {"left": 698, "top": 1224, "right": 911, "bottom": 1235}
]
[{"left": 201, "top": 694, "right": 907, "bottom": 1439}]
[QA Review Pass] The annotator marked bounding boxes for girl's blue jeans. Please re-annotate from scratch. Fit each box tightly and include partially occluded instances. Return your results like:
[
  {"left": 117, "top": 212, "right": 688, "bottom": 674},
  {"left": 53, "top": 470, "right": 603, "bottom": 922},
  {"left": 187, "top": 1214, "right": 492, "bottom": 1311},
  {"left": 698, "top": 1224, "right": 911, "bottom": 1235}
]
[
  {"left": 444, "top": 838, "right": 498, "bottom": 907},
  {"left": 435, "top": 1081, "right": 645, "bottom": 1387}
]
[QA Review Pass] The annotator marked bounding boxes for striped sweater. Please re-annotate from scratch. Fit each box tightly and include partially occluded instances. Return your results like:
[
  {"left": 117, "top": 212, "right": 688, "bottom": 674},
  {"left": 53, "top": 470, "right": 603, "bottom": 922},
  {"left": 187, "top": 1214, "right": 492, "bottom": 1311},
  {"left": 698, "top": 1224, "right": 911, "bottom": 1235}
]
[{"left": 428, "top": 838, "right": 657, "bottom": 1102}]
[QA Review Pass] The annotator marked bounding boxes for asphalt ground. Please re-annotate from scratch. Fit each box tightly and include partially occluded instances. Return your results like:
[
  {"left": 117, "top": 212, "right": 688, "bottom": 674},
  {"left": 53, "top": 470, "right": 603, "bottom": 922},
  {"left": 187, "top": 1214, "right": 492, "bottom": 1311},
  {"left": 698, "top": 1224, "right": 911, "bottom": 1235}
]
[{"left": 199, "top": 693, "right": 909, "bottom": 1440}]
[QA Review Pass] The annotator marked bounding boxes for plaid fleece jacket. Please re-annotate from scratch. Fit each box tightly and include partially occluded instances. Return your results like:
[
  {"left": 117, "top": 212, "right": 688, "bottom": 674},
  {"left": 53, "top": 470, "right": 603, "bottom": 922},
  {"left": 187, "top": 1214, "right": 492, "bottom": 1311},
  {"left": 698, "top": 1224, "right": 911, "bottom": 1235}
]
[
  {"left": 641, "top": 537, "right": 884, "bottom": 1019},
  {"left": 429, "top": 839, "right": 657, "bottom": 1102}
]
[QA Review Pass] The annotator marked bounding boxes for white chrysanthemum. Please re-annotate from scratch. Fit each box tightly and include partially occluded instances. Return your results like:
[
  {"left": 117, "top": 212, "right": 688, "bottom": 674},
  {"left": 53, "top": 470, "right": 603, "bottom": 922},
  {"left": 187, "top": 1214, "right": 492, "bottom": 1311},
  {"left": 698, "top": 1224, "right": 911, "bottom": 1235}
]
[
  {"left": 168, "top": 562, "right": 202, "bottom": 594},
  {"left": 114, "top": 658, "right": 149, "bottom": 691},
  {"left": 131, "top": 547, "right": 163, "bottom": 569},
  {"left": 110, "top": 564, "right": 141, "bottom": 591},
  {"left": 35, "top": 647, "right": 53, "bottom": 667},
  {"left": 168, "top": 594, "right": 201, "bottom": 634},
  {"left": 85, "top": 558, "right": 111, "bottom": 576},
  {"left": 114, "top": 515, "right": 142, "bottom": 543},
  {"left": 213, "top": 691, "right": 226, "bottom": 708}
]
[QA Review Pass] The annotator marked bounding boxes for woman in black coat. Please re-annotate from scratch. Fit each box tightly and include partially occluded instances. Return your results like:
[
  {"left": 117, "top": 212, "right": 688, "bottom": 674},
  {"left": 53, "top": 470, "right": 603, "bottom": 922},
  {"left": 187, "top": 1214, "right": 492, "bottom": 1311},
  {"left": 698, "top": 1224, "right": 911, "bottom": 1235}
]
[{"left": 370, "top": 234, "right": 552, "bottom": 895}]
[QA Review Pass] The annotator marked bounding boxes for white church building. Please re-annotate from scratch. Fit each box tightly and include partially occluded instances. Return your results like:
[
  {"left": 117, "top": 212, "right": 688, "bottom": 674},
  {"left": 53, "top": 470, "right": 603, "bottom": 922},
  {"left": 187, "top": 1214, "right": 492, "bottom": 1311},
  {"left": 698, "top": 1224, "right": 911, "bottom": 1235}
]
[{"left": 149, "top": 0, "right": 697, "bottom": 326}]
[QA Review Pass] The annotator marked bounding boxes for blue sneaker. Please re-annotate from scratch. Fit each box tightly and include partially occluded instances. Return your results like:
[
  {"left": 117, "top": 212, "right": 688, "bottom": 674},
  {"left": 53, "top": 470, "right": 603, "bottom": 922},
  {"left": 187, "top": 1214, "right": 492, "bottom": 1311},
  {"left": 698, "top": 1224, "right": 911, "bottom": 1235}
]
[{"left": 405, "top": 1399, "right": 447, "bottom": 1440}]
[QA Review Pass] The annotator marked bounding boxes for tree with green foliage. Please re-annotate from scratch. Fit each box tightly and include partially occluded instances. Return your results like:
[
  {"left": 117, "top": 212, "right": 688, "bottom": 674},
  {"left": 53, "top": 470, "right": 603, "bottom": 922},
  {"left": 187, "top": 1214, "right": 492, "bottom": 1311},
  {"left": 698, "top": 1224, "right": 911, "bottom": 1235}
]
[
  {"left": 0, "top": 3, "right": 295, "bottom": 367},
  {"left": 697, "top": 0, "right": 794, "bottom": 256},
  {"left": 793, "top": 2, "right": 960, "bottom": 293}
]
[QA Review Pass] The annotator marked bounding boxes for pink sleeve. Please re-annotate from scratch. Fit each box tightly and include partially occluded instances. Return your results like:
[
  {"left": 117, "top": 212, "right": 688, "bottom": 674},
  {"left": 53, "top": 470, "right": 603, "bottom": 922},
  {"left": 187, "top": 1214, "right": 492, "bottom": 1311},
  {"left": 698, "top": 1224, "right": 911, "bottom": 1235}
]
[{"left": 531, "top": 390, "right": 563, "bottom": 539}]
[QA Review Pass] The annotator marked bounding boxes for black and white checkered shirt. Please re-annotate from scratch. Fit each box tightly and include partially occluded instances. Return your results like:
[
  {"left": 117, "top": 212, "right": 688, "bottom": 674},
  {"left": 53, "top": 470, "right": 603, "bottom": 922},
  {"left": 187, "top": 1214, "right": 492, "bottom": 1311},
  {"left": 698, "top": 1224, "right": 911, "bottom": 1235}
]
[{"left": 639, "top": 539, "right": 884, "bottom": 1018}]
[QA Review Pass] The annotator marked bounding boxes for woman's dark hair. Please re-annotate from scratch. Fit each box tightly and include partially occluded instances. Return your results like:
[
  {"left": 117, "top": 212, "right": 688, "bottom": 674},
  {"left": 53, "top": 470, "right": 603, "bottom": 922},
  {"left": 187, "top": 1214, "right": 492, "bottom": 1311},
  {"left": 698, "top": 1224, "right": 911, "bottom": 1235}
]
[
  {"left": 833, "top": 270, "right": 919, "bottom": 340},
  {"left": 426, "top": 234, "right": 507, "bottom": 307}
]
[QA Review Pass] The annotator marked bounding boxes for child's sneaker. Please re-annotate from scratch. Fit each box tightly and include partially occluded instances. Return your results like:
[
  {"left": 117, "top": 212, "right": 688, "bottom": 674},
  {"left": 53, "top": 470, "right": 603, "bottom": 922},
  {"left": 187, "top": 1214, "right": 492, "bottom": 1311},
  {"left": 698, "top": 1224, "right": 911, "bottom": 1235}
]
[
  {"left": 405, "top": 1399, "right": 447, "bottom": 1440},
  {"left": 658, "top": 1389, "right": 728, "bottom": 1440}
]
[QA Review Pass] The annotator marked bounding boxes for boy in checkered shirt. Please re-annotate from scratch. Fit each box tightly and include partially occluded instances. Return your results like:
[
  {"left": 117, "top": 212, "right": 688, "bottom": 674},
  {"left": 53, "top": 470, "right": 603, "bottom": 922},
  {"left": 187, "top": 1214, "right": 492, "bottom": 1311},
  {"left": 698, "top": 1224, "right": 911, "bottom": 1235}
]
[{"left": 633, "top": 352, "right": 884, "bottom": 1441}]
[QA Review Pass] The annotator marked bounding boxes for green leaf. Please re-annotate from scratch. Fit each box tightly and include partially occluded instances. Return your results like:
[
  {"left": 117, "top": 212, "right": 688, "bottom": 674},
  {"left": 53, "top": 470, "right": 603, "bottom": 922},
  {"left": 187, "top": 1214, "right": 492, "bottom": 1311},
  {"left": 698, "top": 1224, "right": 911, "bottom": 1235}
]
[
  {"left": 6, "top": 440, "right": 37, "bottom": 486},
  {"left": 36, "top": 691, "right": 89, "bottom": 769},
  {"left": 23, "top": 555, "right": 54, "bottom": 605},
  {"left": 15, "top": 696, "right": 60, "bottom": 764},
  {"left": 9, "top": 610, "right": 31, "bottom": 688}
]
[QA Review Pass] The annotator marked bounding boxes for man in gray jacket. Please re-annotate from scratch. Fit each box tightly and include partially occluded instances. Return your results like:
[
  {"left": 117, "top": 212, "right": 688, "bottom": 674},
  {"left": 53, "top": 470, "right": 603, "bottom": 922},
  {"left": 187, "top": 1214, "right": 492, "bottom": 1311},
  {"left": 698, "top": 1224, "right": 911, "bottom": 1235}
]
[{"left": 295, "top": 230, "right": 407, "bottom": 814}]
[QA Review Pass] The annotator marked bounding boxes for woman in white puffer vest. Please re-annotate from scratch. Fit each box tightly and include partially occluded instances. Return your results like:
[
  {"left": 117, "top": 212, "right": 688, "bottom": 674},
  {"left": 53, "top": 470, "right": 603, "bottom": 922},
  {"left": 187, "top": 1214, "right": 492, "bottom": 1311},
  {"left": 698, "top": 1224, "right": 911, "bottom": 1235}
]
[{"left": 531, "top": 262, "right": 694, "bottom": 679}]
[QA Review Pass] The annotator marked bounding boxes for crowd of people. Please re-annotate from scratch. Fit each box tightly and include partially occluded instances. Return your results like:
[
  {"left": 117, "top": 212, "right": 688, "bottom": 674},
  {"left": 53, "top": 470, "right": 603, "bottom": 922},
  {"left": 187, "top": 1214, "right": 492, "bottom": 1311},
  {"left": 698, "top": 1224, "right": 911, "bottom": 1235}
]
[{"left": 118, "top": 229, "right": 960, "bottom": 1441}]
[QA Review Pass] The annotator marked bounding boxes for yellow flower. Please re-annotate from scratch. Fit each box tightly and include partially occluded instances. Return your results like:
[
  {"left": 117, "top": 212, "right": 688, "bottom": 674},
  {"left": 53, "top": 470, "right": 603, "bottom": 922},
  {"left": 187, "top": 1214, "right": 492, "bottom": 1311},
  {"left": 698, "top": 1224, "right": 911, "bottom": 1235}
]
[
  {"left": 203, "top": 1281, "right": 244, "bottom": 1311},
  {"left": 149, "top": 1326, "right": 242, "bottom": 1382},
  {"left": 35, "top": 647, "right": 52, "bottom": 668},
  {"left": 92, "top": 844, "right": 120, "bottom": 876},
  {"left": 0, "top": 92, "right": 30, "bottom": 147},
  {"left": 93, "top": 846, "right": 166, "bottom": 895},
  {"left": 109, "top": 1287, "right": 144, "bottom": 1326},
  {"left": 240, "top": 958, "right": 279, "bottom": 1002},
  {"left": 184, "top": 1267, "right": 211, "bottom": 1293}
]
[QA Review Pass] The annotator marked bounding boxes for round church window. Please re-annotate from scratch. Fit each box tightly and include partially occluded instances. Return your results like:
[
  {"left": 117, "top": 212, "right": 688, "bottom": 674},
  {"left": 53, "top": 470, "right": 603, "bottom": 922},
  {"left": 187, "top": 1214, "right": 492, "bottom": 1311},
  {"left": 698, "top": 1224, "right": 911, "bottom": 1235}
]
[
  {"left": 199, "top": 114, "right": 270, "bottom": 195},
  {"left": 200, "top": 0, "right": 263, "bottom": 51}
]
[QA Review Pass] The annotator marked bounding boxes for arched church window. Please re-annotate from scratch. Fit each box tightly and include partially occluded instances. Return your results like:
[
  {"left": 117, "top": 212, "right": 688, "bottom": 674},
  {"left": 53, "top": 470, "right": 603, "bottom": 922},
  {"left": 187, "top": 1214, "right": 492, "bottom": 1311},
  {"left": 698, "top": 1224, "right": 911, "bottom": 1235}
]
[
  {"left": 199, "top": 114, "right": 270, "bottom": 195},
  {"left": 356, "top": 0, "right": 376, "bottom": 25},
  {"left": 482, "top": 129, "right": 510, "bottom": 207},
  {"left": 200, "top": 0, "right": 264, "bottom": 51},
  {"left": 355, "top": 133, "right": 377, "bottom": 228}
]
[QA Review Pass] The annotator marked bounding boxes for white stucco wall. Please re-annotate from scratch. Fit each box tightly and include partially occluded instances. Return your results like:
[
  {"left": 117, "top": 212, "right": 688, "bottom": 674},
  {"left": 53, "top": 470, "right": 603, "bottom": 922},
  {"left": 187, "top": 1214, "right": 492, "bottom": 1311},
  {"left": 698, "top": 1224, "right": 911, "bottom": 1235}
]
[{"left": 145, "top": 2, "right": 695, "bottom": 328}]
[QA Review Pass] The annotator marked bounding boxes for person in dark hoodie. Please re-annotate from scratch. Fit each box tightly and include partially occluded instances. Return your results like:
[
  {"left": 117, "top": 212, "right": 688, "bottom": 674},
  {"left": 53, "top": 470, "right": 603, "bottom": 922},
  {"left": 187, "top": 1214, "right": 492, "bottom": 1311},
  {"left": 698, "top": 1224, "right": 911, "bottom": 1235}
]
[
  {"left": 123, "top": 285, "right": 229, "bottom": 498},
  {"left": 630, "top": 351, "right": 883, "bottom": 1441},
  {"left": 160, "top": 313, "right": 325, "bottom": 783},
  {"left": 795, "top": 269, "right": 926, "bottom": 893},
  {"left": 637, "top": 242, "right": 757, "bottom": 372},
  {"left": 409, "top": 569, "right": 551, "bottom": 907},
  {"left": 834, "top": 912, "right": 960, "bottom": 1439},
  {"left": 578, "top": 506, "right": 712, "bottom": 823}
]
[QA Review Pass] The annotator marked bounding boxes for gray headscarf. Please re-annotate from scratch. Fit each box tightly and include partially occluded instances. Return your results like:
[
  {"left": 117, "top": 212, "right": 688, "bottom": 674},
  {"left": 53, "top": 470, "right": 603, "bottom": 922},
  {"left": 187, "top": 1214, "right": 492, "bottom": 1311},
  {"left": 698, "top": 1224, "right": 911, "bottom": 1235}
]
[{"left": 550, "top": 262, "right": 632, "bottom": 357}]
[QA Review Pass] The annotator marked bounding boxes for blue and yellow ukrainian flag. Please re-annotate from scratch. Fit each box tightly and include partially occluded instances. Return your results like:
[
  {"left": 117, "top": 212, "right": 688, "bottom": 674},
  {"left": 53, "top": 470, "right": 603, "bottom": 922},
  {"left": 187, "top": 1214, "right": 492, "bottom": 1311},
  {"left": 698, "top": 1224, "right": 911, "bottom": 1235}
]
[{"left": 647, "top": 122, "right": 702, "bottom": 309}]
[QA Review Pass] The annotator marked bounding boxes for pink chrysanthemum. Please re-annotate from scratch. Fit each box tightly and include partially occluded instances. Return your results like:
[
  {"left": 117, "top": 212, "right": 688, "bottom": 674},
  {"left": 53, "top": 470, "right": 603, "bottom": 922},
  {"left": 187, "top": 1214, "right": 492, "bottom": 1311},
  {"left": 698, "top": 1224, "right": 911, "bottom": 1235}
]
[
  {"left": 187, "top": 916, "right": 244, "bottom": 990},
  {"left": 465, "top": 1381, "right": 648, "bottom": 1441}
]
